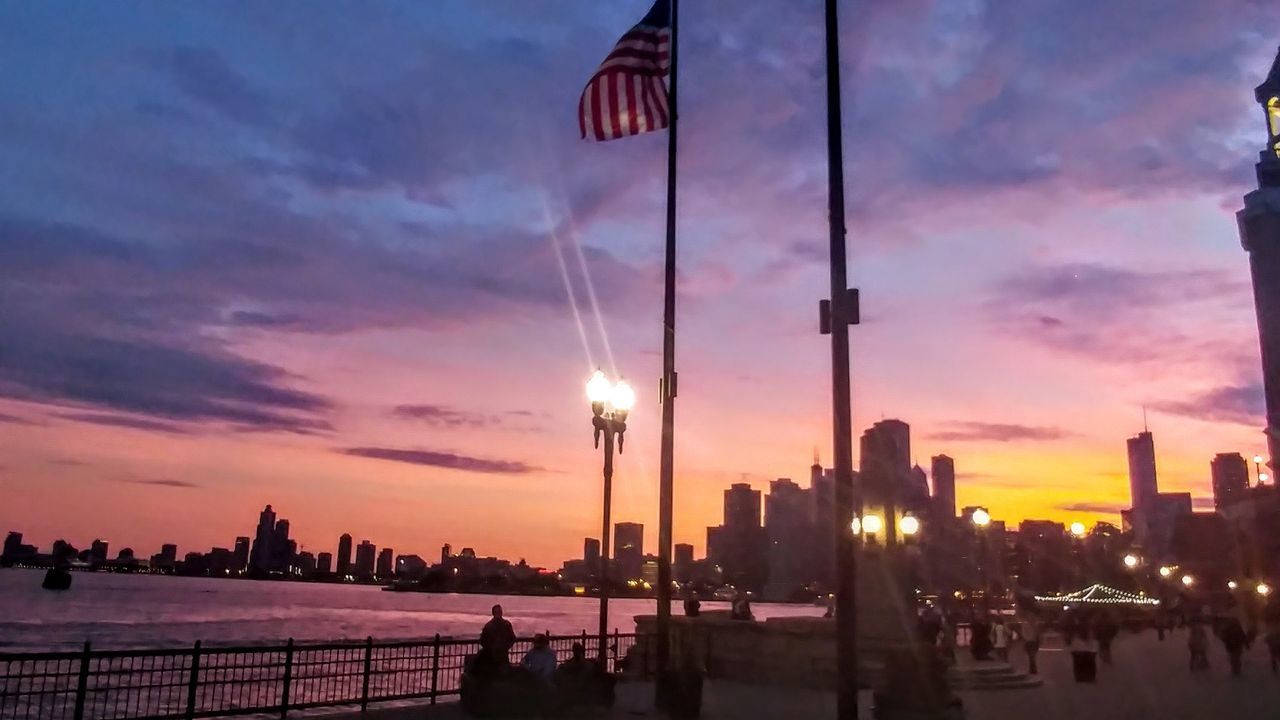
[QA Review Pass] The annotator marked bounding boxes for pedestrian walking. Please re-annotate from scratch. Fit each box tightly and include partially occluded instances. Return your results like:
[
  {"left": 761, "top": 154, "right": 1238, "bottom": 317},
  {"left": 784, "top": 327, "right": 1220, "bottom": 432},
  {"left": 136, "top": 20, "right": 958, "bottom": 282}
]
[
  {"left": 1220, "top": 615, "right": 1247, "bottom": 677},
  {"left": 1095, "top": 610, "right": 1119, "bottom": 664},
  {"left": 1188, "top": 620, "right": 1210, "bottom": 673},
  {"left": 1019, "top": 614, "right": 1042, "bottom": 675},
  {"left": 1265, "top": 621, "right": 1280, "bottom": 674}
]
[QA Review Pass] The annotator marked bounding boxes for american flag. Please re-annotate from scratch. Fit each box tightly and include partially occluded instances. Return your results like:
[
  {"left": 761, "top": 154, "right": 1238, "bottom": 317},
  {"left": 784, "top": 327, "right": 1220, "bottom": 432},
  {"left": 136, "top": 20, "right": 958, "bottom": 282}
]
[{"left": 578, "top": 1, "right": 671, "bottom": 142}]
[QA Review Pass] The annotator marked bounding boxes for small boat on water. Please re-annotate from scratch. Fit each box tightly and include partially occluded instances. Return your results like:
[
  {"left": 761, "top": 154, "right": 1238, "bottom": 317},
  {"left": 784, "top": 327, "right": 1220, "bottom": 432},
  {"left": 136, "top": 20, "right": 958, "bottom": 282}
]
[{"left": 42, "top": 567, "right": 72, "bottom": 591}]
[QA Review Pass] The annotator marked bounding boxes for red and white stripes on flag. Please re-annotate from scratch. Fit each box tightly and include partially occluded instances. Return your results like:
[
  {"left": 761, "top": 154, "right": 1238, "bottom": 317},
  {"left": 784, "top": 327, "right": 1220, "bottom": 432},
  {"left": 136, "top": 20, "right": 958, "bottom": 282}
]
[{"left": 578, "top": 1, "right": 671, "bottom": 141}]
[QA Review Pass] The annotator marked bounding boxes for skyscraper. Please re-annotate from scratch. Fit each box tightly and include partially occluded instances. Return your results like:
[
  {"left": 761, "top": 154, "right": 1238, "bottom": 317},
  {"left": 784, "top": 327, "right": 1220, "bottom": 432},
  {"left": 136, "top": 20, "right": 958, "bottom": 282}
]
[
  {"left": 337, "top": 534, "right": 353, "bottom": 576},
  {"left": 861, "top": 419, "right": 913, "bottom": 542},
  {"left": 614, "top": 522, "right": 644, "bottom": 581},
  {"left": 764, "top": 478, "right": 813, "bottom": 600},
  {"left": 725, "top": 483, "right": 762, "bottom": 529},
  {"left": 354, "top": 540, "right": 376, "bottom": 580},
  {"left": 583, "top": 537, "right": 601, "bottom": 569},
  {"left": 674, "top": 542, "right": 694, "bottom": 583},
  {"left": 248, "top": 505, "right": 276, "bottom": 574},
  {"left": 1127, "top": 431, "right": 1159, "bottom": 511},
  {"left": 271, "top": 519, "right": 293, "bottom": 572},
  {"left": 376, "top": 547, "right": 393, "bottom": 578},
  {"left": 931, "top": 454, "right": 956, "bottom": 519},
  {"left": 233, "top": 537, "right": 250, "bottom": 572},
  {"left": 861, "top": 420, "right": 911, "bottom": 477},
  {"left": 90, "top": 539, "right": 109, "bottom": 564},
  {"left": 811, "top": 462, "right": 835, "bottom": 586},
  {"left": 708, "top": 483, "right": 767, "bottom": 591},
  {"left": 1238, "top": 46, "right": 1280, "bottom": 468},
  {"left": 1211, "top": 453, "right": 1251, "bottom": 509},
  {"left": 316, "top": 552, "right": 333, "bottom": 575}
]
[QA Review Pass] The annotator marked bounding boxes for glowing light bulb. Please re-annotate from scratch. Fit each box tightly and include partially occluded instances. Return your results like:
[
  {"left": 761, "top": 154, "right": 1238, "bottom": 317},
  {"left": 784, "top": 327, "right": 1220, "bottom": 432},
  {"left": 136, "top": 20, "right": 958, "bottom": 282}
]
[
  {"left": 1123, "top": 554, "right": 1139, "bottom": 569},
  {"left": 1254, "top": 455, "right": 1265, "bottom": 464},
  {"left": 1261, "top": 472, "right": 1271, "bottom": 483},
  {"left": 862, "top": 514, "right": 883, "bottom": 534},
  {"left": 1228, "top": 580, "right": 1239, "bottom": 590},
  {"left": 609, "top": 380, "right": 636, "bottom": 411},
  {"left": 971, "top": 508, "right": 991, "bottom": 527},
  {"left": 850, "top": 516, "right": 861, "bottom": 534},
  {"left": 1159, "top": 566, "right": 1172, "bottom": 578},
  {"left": 1181, "top": 574, "right": 1194, "bottom": 587},
  {"left": 1070, "top": 521, "right": 1087, "bottom": 538},
  {"left": 1258, "top": 582, "right": 1272, "bottom": 597},
  {"left": 900, "top": 515, "right": 921, "bottom": 536},
  {"left": 586, "top": 370, "right": 612, "bottom": 403}
]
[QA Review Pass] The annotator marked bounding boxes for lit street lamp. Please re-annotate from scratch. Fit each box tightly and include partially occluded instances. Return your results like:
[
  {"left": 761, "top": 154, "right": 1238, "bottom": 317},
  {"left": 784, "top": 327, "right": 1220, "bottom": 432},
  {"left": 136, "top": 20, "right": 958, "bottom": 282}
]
[
  {"left": 1181, "top": 574, "right": 1195, "bottom": 587},
  {"left": 1255, "top": 454, "right": 1266, "bottom": 485},
  {"left": 970, "top": 508, "right": 991, "bottom": 528},
  {"left": 587, "top": 370, "right": 635, "bottom": 663},
  {"left": 1159, "top": 565, "right": 1173, "bottom": 579},
  {"left": 1259, "top": 582, "right": 1272, "bottom": 597},
  {"left": 1069, "top": 521, "right": 1087, "bottom": 538},
  {"left": 861, "top": 513, "right": 884, "bottom": 536},
  {"left": 1123, "top": 553, "right": 1139, "bottom": 569},
  {"left": 970, "top": 508, "right": 992, "bottom": 605},
  {"left": 1228, "top": 580, "right": 1239, "bottom": 590},
  {"left": 900, "top": 514, "right": 921, "bottom": 537}
]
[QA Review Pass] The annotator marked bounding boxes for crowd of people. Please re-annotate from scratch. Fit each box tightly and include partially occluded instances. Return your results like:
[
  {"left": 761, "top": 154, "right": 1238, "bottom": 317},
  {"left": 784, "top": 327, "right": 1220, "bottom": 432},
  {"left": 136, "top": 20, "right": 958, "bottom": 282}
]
[
  {"left": 462, "top": 604, "right": 615, "bottom": 716},
  {"left": 916, "top": 599, "right": 1280, "bottom": 681}
]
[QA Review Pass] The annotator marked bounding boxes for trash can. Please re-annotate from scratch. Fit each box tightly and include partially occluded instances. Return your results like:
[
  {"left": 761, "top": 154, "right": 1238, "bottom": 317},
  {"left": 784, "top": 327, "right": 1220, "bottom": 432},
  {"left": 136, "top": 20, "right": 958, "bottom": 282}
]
[{"left": 1071, "top": 651, "right": 1097, "bottom": 683}]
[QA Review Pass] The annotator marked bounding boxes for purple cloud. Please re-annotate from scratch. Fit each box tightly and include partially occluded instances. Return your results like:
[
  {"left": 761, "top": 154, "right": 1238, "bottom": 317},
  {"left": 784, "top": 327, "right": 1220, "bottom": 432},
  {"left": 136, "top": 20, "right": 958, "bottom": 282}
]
[
  {"left": 120, "top": 477, "right": 200, "bottom": 489},
  {"left": 1056, "top": 501, "right": 1127, "bottom": 514},
  {"left": 340, "top": 447, "right": 541, "bottom": 475},
  {"left": 928, "top": 421, "right": 1074, "bottom": 443},
  {"left": 57, "top": 412, "right": 191, "bottom": 434},
  {"left": 391, "top": 404, "right": 543, "bottom": 430},
  {"left": 987, "top": 263, "right": 1251, "bottom": 364},
  {"left": 1150, "top": 382, "right": 1264, "bottom": 426}
]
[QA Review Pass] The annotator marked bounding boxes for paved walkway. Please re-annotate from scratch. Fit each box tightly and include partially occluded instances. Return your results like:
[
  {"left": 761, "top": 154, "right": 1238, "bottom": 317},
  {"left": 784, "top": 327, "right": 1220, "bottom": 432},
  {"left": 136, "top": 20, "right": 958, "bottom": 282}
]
[{"left": 309, "top": 629, "right": 1279, "bottom": 719}]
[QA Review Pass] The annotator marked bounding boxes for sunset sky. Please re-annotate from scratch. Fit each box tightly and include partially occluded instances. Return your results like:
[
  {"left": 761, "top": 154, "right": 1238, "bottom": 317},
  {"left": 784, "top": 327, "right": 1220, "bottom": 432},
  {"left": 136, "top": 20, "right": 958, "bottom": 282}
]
[{"left": 3, "top": 1, "right": 1280, "bottom": 568}]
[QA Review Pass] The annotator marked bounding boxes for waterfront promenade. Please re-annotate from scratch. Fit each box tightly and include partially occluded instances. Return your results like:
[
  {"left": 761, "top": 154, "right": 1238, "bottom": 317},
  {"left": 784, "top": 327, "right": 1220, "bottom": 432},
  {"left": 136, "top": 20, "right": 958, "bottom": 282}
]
[{"left": 323, "top": 629, "right": 1279, "bottom": 719}]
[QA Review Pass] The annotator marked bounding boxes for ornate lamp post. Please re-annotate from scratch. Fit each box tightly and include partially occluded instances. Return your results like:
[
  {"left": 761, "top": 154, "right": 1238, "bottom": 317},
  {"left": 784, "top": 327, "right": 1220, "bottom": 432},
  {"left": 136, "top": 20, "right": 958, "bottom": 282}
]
[
  {"left": 587, "top": 370, "right": 635, "bottom": 664},
  {"left": 970, "top": 508, "right": 991, "bottom": 605}
]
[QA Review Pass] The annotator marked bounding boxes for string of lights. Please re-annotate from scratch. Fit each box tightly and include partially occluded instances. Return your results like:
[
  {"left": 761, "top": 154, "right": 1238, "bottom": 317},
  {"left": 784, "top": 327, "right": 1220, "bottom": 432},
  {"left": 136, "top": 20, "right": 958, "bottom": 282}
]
[{"left": 1034, "top": 583, "right": 1162, "bottom": 606}]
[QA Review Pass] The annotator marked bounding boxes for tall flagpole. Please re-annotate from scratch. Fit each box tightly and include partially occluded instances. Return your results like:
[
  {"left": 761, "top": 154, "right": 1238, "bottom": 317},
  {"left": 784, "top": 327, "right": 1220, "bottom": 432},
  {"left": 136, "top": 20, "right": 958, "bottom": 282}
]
[
  {"left": 823, "top": 0, "right": 859, "bottom": 718},
  {"left": 655, "top": 0, "right": 679, "bottom": 692}
]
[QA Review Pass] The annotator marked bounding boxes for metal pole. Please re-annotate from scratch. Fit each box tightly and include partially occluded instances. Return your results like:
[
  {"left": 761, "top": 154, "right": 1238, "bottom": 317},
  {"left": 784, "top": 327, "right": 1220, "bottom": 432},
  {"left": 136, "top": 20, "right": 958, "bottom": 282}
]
[
  {"left": 280, "top": 638, "right": 294, "bottom": 719},
  {"left": 598, "top": 428, "right": 615, "bottom": 663},
  {"left": 360, "top": 636, "right": 373, "bottom": 712},
  {"left": 429, "top": 634, "right": 441, "bottom": 704},
  {"left": 73, "top": 641, "right": 91, "bottom": 720},
  {"left": 185, "top": 641, "right": 201, "bottom": 720},
  {"left": 824, "top": 0, "right": 858, "bottom": 718},
  {"left": 655, "top": 0, "right": 680, "bottom": 690}
]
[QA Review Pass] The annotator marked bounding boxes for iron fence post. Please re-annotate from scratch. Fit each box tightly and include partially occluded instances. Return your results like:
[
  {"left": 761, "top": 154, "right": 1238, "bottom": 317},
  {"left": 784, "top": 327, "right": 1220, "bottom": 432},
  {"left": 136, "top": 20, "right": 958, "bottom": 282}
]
[
  {"left": 73, "top": 641, "right": 91, "bottom": 720},
  {"left": 280, "top": 639, "right": 294, "bottom": 719},
  {"left": 613, "top": 628, "right": 621, "bottom": 674},
  {"left": 360, "top": 637, "right": 372, "bottom": 712},
  {"left": 429, "top": 634, "right": 441, "bottom": 705},
  {"left": 185, "top": 641, "right": 201, "bottom": 720}
]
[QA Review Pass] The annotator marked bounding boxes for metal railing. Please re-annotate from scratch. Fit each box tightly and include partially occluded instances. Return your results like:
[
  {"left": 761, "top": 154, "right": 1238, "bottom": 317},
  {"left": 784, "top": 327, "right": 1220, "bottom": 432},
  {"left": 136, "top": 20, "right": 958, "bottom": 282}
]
[{"left": 0, "top": 633, "right": 642, "bottom": 720}]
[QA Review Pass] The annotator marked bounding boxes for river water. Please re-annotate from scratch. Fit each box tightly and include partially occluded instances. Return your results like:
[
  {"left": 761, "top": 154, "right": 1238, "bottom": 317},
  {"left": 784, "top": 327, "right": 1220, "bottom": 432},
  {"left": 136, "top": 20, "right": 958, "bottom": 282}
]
[{"left": 0, "top": 569, "right": 824, "bottom": 652}]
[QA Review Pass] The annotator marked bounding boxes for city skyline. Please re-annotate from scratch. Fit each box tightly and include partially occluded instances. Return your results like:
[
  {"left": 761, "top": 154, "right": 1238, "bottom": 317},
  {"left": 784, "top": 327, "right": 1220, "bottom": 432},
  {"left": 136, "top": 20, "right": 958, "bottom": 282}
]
[
  {"left": 2, "top": 423, "right": 1260, "bottom": 569},
  {"left": 3, "top": 2, "right": 1280, "bottom": 568}
]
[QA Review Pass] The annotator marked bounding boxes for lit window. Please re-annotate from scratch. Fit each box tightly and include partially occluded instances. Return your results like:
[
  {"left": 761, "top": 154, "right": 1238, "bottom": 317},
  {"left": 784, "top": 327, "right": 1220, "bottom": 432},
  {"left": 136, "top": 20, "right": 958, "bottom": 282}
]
[{"left": 1270, "top": 98, "right": 1280, "bottom": 157}]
